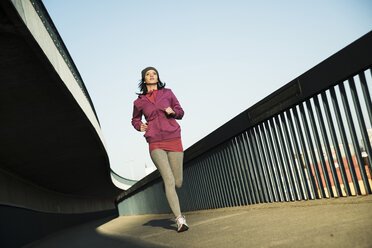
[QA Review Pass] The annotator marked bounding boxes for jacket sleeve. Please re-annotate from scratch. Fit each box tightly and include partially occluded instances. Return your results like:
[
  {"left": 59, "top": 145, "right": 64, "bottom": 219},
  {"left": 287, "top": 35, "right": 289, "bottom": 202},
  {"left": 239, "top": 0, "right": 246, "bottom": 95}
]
[
  {"left": 170, "top": 90, "right": 184, "bottom": 120},
  {"left": 131, "top": 102, "right": 143, "bottom": 131}
]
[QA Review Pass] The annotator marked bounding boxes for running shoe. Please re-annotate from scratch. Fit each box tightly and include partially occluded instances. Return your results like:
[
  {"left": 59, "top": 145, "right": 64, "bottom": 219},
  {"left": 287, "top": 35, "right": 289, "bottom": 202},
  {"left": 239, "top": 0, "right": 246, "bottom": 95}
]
[{"left": 176, "top": 215, "right": 189, "bottom": 232}]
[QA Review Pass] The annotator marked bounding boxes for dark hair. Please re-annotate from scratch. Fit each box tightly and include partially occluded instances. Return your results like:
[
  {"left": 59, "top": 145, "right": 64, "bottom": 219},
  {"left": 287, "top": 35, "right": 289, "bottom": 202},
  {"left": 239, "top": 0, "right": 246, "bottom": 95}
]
[
  {"left": 137, "top": 67, "right": 166, "bottom": 95},
  {"left": 137, "top": 79, "right": 166, "bottom": 95}
]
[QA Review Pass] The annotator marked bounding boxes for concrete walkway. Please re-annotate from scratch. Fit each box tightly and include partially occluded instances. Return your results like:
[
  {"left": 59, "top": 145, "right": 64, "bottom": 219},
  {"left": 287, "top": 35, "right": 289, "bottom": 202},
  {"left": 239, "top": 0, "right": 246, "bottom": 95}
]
[{"left": 24, "top": 195, "right": 372, "bottom": 248}]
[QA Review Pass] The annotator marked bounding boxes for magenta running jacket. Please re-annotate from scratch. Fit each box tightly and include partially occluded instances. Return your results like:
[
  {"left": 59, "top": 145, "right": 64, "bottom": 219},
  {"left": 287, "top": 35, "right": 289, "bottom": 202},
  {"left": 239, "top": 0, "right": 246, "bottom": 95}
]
[{"left": 131, "top": 88, "right": 184, "bottom": 143}]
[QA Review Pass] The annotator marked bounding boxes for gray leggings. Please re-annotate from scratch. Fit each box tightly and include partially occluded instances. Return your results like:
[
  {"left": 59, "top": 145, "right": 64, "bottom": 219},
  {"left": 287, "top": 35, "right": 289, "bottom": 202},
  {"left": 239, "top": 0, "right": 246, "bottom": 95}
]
[{"left": 150, "top": 149, "right": 184, "bottom": 217}]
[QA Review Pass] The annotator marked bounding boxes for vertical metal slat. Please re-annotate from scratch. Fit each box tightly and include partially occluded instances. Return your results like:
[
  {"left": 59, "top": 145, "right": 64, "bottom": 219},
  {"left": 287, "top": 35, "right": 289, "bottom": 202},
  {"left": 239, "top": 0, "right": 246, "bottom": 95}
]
[
  {"left": 219, "top": 144, "right": 239, "bottom": 206},
  {"left": 251, "top": 128, "right": 270, "bottom": 202},
  {"left": 217, "top": 146, "right": 235, "bottom": 207},
  {"left": 305, "top": 99, "right": 333, "bottom": 197},
  {"left": 263, "top": 121, "right": 284, "bottom": 201},
  {"left": 182, "top": 166, "right": 193, "bottom": 211},
  {"left": 197, "top": 158, "right": 210, "bottom": 209},
  {"left": 274, "top": 115, "right": 295, "bottom": 201},
  {"left": 248, "top": 128, "right": 267, "bottom": 202},
  {"left": 339, "top": 81, "right": 370, "bottom": 194},
  {"left": 210, "top": 150, "right": 228, "bottom": 208},
  {"left": 231, "top": 137, "right": 250, "bottom": 205},
  {"left": 321, "top": 91, "right": 351, "bottom": 196},
  {"left": 223, "top": 143, "right": 241, "bottom": 206},
  {"left": 269, "top": 118, "right": 290, "bottom": 201},
  {"left": 215, "top": 147, "right": 234, "bottom": 207},
  {"left": 259, "top": 123, "right": 280, "bottom": 202},
  {"left": 313, "top": 95, "right": 342, "bottom": 197},
  {"left": 255, "top": 125, "right": 275, "bottom": 202},
  {"left": 299, "top": 103, "right": 326, "bottom": 198},
  {"left": 280, "top": 112, "right": 303, "bottom": 200},
  {"left": 243, "top": 131, "right": 261, "bottom": 203},
  {"left": 348, "top": 78, "right": 372, "bottom": 193},
  {"left": 358, "top": 71, "right": 372, "bottom": 186},
  {"left": 359, "top": 71, "right": 372, "bottom": 128},
  {"left": 292, "top": 107, "right": 318, "bottom": 199},
  {"left": 330, "top": 86, "right": 360, "bottom": 195},
  {"left": 203, "top": 155, "right": 220, "bottom": 209},
  {"left": 225, "top": 140, "right": 243, "bottom": 206},
  {"left": 285, "top": 110, "right": 310, "bottom": 200},
  {"left": 236, "top": 134, "right": 255, "bottom": 205},
  {"left": 193, "top": 159, "right": 203, "bottom": 210}
]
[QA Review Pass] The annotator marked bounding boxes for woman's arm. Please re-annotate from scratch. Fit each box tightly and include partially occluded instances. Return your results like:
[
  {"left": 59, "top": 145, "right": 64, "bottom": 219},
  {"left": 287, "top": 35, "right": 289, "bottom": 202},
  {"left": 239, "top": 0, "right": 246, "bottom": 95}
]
[
  {"left": 169, "top": 90, "right": 184, "bottom": 120},
  {"left": 131, "top": 103, "right": 144, "bottom": 131}
]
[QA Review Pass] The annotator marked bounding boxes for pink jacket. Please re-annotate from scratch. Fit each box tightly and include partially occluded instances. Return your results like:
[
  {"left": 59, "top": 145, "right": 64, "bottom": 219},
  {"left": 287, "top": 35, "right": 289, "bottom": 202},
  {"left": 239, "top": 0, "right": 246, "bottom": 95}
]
[{"left": 131, "top": 88, "right": 184, "bottom": 143}]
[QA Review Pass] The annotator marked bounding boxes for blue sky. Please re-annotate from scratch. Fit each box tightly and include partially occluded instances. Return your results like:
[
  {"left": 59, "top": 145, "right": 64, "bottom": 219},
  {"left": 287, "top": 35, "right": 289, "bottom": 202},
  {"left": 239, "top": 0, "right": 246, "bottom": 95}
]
[{"left": 43, "top": 0, "right": 372, "bottom": 180}]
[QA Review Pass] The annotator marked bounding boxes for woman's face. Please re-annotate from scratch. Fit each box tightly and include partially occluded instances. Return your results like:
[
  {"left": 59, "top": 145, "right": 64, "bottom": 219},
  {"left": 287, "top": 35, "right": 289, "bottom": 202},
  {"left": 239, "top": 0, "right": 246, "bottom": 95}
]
[{"left": 144, "top": 70, "right": 158, "bottom": 84}]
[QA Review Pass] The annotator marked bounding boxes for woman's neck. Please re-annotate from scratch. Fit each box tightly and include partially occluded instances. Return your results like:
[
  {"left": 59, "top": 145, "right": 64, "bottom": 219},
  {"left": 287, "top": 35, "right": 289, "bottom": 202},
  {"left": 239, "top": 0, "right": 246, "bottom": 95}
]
[{"left": 146, "top": 84, "right": 158, "bottom": 92}]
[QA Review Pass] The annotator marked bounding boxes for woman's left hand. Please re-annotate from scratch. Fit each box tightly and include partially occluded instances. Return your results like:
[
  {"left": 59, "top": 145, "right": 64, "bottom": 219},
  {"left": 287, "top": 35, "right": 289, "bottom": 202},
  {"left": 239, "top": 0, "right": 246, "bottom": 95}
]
[{"left": 164, "top": 107, "right": 175, "bottom": 116}]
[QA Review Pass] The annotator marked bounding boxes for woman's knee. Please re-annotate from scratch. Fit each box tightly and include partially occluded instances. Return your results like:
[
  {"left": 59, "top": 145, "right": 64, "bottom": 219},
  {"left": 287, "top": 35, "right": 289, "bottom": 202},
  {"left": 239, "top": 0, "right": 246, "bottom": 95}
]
[
  {"left": 164, "top": 176, "right": 183, "bottom": 189},
  {"left": 164, "top": 176, "right": 176, "bottom": 189},
  {"left": 175, "top": 177, "right": 183, "bottom": 188}
]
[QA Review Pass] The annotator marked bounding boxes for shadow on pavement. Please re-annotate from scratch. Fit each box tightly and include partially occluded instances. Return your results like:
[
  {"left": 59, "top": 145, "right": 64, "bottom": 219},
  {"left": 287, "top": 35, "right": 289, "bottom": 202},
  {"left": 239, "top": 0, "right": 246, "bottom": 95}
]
[
  {"left": 143, "top": 218, "right": 175, "bottom": 231},
  {"left": 23, "top": 216, "right": 168, "bottom": 248}
]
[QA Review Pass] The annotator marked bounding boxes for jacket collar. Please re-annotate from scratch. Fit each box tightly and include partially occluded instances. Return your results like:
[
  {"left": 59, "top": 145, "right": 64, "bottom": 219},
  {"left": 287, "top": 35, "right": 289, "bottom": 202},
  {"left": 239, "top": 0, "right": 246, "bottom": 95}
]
[{"left": 138, "top": 88, "right": 165, "bottom": 101}]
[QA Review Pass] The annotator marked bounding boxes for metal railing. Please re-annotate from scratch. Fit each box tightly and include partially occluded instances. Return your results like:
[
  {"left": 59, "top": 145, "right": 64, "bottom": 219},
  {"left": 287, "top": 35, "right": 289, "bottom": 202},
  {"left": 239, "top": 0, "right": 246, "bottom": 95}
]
[{"left": 116, "top": 31, "right": 372, "bottom": 215}]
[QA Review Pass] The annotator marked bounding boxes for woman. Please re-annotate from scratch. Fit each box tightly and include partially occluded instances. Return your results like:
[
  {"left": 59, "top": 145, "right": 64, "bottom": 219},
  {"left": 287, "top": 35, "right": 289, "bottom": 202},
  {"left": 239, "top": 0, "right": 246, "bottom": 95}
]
[{"left": 131, "top": 66, "right": 189, "bottom": 232}]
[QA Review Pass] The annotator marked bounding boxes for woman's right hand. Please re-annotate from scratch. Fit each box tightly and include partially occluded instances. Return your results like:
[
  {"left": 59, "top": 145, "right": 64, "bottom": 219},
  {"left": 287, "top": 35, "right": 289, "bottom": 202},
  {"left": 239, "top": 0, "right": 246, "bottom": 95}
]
[{"left": 140, "top": 122, "right": 148, "bottom": 132}]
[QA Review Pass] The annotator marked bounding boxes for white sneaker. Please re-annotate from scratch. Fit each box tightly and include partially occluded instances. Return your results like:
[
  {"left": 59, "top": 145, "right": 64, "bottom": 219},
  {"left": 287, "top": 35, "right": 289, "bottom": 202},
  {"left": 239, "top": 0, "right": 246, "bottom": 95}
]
[{"left": 176, "top": 215, "right": 189, "bottom": 232}]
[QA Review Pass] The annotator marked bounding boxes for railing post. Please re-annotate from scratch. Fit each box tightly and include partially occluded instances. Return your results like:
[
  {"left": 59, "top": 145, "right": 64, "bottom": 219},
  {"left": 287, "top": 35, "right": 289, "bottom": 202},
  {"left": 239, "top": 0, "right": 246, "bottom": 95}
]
[
  {"left": 339, "top": 81, "right": 370, "bottom": 194},
  {"left": 285, "top": 110, "right": 310, "bottom": 200},
  {"left": 313, "top": 95, "right": 342, "bottom": 197},
  {"left": 321, "top": 92, "right": 351, "bottom": 196}
]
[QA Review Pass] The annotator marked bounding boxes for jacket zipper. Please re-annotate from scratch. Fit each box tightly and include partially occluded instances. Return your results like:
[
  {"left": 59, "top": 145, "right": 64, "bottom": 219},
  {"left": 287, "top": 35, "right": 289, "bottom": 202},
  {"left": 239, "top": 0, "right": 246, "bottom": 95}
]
[{"left": 142, "top": 93, "right": 164, "bottom": 141}]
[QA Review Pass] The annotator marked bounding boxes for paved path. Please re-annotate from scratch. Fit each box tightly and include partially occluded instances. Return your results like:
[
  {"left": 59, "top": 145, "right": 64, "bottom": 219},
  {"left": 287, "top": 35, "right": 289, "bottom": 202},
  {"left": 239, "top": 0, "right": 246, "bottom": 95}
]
[{"left": 25, "top": 195, "right": 372, "bottom": 248}]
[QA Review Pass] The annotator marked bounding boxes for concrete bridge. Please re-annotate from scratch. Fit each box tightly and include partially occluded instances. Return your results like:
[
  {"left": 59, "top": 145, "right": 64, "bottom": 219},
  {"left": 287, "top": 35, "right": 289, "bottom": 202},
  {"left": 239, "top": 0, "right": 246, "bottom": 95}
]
[{"left": 1, "top": 0, "right": 371, "bottom": 247}]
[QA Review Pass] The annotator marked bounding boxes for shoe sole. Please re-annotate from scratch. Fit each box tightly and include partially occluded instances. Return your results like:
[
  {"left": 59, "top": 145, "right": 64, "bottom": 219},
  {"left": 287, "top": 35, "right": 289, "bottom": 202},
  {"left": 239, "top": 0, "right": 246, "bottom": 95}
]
[{"left": 177, "top": 224, "right": 189, "bottom": 232}]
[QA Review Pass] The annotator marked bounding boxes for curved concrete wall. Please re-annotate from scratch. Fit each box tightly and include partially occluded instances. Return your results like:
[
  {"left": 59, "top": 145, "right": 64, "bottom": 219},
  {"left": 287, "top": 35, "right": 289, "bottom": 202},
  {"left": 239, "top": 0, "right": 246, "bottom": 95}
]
[
  {"left": 0, "top": 1, "right": 122, "bottom": 247},
  {"left": 11, "top": 0, "right": 106, "bottom": 150},
  {"left": 0, "top": 168, "right": 115, "bottom": 214},
  {"left": 111, "top": 170, "right": 138, "bottom": 190}
]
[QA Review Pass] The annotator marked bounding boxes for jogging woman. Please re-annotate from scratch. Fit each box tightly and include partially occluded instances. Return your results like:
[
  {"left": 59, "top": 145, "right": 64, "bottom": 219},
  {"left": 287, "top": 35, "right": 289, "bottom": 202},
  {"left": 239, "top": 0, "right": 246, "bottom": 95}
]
[{"left": 131, "top": 66, "right": 189, "bottom": 232}]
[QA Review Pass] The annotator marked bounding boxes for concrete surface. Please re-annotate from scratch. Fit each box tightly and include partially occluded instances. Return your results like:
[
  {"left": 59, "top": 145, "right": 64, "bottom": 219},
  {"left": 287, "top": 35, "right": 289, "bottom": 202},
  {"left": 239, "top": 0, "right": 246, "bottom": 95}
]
[{"left": 24, "top": 195, "right": 372, "bottom": 248}]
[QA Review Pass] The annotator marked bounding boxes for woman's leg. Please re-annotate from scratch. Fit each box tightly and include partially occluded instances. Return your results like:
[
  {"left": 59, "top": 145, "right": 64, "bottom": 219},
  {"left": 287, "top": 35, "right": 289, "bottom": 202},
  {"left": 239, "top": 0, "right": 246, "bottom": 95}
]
[
  {"left": 150, "top": 149, "right": 181, "bottom": 217},
  {"left": 167, "top": 151, "right": 184, "bottom": 189}
]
